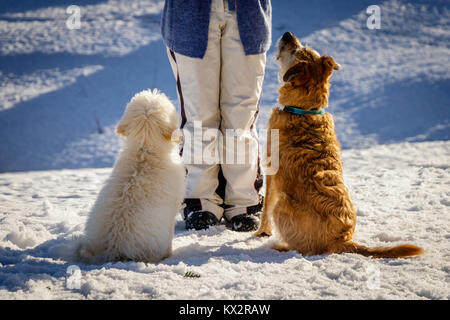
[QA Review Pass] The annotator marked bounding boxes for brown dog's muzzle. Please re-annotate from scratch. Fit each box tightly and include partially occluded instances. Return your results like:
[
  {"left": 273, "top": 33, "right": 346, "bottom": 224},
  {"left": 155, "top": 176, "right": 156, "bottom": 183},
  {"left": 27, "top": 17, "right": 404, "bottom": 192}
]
[{"left": 281, "top": 32, "right": 294, "bottom": 42}]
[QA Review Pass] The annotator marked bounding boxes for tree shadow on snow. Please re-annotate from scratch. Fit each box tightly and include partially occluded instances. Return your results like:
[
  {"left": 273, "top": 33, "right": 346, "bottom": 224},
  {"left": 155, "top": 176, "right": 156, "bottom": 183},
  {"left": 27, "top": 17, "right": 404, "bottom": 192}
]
[
  {"left": 344, "top": 79, "right": 450, "bottom": 147},
  {"left": 0, "top": 38, "right": 177, "bottom": 173},
  {"left": 0, "top": 237, "right": 79, "bottom": 292},
  {"left": 270, "top": 0, "right": 386, "bottom": 48},
  {"left": 0, "top": 0, "right": 391, "bottom": 173},
  {"left": 163, "top": 232, "right": 309, "bottom": 267},
  {"left": 0, "top": 0, "right": 108, "bottom": 15},
  {"left": 0, "top": 229, "right": 326, "bottom": 293}
]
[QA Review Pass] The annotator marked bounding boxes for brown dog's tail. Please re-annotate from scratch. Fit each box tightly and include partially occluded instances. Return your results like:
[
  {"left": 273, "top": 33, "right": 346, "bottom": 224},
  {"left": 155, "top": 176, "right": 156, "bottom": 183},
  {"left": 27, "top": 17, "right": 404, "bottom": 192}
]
[{"left": 338, "top": 241, "right": 424, "bottom": 259}]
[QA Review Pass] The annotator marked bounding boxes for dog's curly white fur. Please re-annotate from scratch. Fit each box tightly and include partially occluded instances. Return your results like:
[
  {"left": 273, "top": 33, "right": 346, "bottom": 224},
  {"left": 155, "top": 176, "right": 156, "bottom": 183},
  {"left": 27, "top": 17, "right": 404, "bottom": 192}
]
[{"left": 78, "top": 89, "right": 185, "bottom": 264}]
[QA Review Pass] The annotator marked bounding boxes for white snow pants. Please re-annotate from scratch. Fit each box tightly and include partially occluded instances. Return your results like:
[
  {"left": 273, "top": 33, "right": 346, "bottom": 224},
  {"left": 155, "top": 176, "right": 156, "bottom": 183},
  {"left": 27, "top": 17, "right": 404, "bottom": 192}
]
[{"left": 167, "top": 0, "right": 266, "bottom": 220}]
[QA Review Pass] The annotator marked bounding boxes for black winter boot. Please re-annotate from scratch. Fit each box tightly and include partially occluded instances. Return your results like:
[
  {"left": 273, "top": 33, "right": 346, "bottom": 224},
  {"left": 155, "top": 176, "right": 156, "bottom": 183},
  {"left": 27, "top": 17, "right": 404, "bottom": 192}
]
[
  {"left": 185, "top": 211, "right": 219, "bottom": 230},
  {"left": 225, "top": 213, "right": 260, "bottom": 232}
]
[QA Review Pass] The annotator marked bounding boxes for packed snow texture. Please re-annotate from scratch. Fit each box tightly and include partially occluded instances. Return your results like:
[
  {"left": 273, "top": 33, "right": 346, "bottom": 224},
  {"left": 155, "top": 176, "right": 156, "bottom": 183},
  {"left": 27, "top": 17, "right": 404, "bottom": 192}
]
[
  {"left": 0, "top": 0, "right": 449, "bottom": 299},
  {"left": 0, "top": 141, "right": 449, "bottom": 299}
]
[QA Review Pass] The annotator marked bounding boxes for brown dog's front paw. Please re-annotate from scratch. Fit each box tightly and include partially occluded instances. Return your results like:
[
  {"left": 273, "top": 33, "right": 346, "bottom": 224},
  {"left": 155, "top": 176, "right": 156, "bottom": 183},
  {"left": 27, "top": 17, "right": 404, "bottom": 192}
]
[
  {"left": 254, "top": 229, "right": 272, "bottom": 237},
  {"left": 272, "top": 241, "right": 290, "bottom": 252}
]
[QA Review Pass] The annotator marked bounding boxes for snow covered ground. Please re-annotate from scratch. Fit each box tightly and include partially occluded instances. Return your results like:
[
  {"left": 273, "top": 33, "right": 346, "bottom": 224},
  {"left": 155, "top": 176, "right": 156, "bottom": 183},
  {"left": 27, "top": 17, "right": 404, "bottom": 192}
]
[
  {"left": 0, "top": 0, "right": 449, "bottom": 299},
  {"left": 0, "top": 141, "right": 448, "bottom": 299}
]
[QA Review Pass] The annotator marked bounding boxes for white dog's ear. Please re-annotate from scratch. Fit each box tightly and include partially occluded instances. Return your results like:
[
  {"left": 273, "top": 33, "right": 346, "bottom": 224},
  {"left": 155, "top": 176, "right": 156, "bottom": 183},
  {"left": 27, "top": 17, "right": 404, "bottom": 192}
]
[
  {"left": 170, "top": 128, "right": 183, "bottom": 144},
  {"left": 115, "top": 121, "right": 128, "bottom": 137}
]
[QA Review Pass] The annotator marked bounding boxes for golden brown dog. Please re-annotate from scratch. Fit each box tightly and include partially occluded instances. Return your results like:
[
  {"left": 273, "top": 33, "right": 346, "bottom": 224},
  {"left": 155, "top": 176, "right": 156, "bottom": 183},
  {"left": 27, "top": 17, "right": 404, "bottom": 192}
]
[{"left": 255, "top": 32, "right": 424, "bottom": 258}]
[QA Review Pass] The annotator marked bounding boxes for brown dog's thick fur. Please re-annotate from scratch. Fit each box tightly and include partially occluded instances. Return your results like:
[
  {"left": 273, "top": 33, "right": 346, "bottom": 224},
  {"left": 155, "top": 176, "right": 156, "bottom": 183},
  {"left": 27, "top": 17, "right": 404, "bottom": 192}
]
[{"left": 255, "top": 33, "right": 423, "bottom": 259}]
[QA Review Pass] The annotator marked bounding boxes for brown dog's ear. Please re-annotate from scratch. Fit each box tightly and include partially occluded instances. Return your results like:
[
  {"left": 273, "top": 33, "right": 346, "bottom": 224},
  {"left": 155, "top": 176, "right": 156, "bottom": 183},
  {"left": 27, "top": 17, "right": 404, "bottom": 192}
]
[
  {"left": 283, "top": 61, "right": 310, "bottom": 86},
  {"left": 321, "top": 56, "right": 341, "bottom": 75}
]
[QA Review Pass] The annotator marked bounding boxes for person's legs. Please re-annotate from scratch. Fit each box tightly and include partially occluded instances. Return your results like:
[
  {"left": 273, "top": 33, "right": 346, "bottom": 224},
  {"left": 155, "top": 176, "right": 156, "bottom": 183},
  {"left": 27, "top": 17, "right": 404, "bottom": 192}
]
[
  {"left": 219, "top": 2, "right": 266, "bottom": 222},
  {"left": 166, "top": 0, "right": 226, "bottom": 223}
]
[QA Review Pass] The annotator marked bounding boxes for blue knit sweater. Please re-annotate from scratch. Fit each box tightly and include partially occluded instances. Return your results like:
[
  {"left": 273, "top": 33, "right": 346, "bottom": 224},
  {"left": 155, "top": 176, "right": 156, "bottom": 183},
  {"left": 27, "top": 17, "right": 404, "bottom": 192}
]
[{"left": 161, "top": 0, "right": 272, "bottom": 58}]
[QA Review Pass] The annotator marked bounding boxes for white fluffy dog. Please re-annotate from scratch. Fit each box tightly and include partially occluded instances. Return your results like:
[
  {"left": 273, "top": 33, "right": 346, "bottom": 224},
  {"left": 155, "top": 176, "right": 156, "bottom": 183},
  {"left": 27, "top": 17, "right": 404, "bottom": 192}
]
[{"left": 78, "top": 89, "right": 185, "bottom": 264}]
